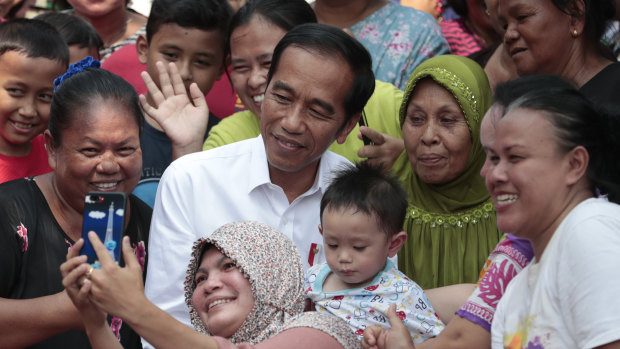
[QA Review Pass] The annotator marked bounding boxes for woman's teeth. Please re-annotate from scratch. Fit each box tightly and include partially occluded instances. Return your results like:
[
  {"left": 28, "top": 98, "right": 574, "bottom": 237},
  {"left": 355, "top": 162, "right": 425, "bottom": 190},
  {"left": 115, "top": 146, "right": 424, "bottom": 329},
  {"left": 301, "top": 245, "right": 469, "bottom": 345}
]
[
  {"left": 209, "top": 299, "right": 232, "bottom": 310},
  {"left": 497, "top": 194, "right": 519, "bottom": 205},
  {"left": 94, "top": 182, "right": 118, "bottom": 189}
]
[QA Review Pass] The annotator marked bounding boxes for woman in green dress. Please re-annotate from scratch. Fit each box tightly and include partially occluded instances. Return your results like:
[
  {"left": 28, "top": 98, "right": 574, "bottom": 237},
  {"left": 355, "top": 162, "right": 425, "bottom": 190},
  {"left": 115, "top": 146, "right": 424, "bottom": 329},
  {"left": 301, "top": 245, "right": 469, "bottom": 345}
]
[{"left": 393, "top": 54, "right": 502, "bottom": 289}]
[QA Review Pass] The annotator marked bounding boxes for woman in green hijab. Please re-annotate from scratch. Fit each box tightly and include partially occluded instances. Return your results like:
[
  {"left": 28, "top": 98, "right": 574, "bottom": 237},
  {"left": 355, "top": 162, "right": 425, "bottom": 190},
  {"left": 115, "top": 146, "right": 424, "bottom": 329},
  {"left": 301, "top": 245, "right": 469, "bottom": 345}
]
[{"left": 392, "top": 55, "right": 502, "bottom": 289}]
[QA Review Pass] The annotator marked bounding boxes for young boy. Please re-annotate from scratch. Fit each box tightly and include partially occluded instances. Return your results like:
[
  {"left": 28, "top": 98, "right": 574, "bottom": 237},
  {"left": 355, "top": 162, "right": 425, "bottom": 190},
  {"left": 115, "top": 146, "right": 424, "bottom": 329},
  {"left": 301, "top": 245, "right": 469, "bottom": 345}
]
[
  {"left": 305, "top": 163, "right": 445, "bottom": 342},
  {"left": 0, "top": 19, "right": 68, "bottom": 184},
  {"left": 107, "top": 0, "right": 233, "bottom": 206}
]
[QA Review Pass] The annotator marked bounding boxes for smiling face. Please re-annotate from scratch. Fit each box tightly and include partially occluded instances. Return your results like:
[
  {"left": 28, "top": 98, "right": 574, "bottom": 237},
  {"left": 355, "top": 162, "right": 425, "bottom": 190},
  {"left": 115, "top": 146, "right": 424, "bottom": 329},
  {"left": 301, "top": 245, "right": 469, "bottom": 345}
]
[
  {"left": 260, "top": 46, "right": 358, "bottom": 178},
  {"left": 138, "top": 23, "right": 225, "bottom": 102},
  {"left": 192, "top": 247, "right": 255, "bottom": 338},
  {"left": 230, "top": 15, "right": 287, "bottom": 117},
  {"left": 0, "top": 51, "right": 66, "bottom": 157},
  {"left": 46, "top": 98, "right": 142, "bottom": 213},
  {"left": 402, "top": 78, "right": 473, "bottom": 184},
  {"left": 321, "top": 205, "right": 393, "bottom": 288},
  {"left": 498, "top": 0, "right": 575, "bottom": 76},
  {"left": 480, "top": 107, "right": 575, "bottom": 243}
]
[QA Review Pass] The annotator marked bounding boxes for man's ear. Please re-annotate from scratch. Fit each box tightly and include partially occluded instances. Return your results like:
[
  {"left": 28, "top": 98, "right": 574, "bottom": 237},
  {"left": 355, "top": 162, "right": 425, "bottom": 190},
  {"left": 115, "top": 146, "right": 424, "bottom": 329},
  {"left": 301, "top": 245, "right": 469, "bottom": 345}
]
[
  {"left": 136, "top": 34, "right": 149, "bottom": 64},
  {"left": 318, "top": 224, "right": 323, "bottom": 236},
  {"left": 387, "top": 231, "right": 407, "bottom": 258},
  {"left": 336, "top": 112, "right": 361, "bottom": 144},
  {"left": 44, "top": 130, "right": 57, "bottom": 171}
]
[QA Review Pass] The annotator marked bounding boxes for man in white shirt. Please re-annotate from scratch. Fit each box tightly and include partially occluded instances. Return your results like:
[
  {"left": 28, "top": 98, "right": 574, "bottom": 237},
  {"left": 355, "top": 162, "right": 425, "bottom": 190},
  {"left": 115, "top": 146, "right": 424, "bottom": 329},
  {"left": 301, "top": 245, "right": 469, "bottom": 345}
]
[{"left": 143, "top": 23, "right": 376, "bottom": 333}]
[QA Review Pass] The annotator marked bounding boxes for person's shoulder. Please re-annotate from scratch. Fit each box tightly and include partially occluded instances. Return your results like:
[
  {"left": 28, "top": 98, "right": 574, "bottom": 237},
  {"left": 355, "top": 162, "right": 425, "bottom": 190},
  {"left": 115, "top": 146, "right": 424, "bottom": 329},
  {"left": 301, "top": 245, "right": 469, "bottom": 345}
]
[
  {"left": 172, "top": 137, "right": 259, "bottom": 169},
  {"left": 285, "top": 312, "right": 360, "bottom": 349},
  {"left": 0, "top": 177, "right": 36, "bottom": 195},
  {"left": 321, "top": 150, "right": 354, "bottom": 168},
  {"left": 390, "top": 3, "right": 440, "bottom": 23},
  {"left": 567, "top": 197, "right": 620, "bottom": 222}
]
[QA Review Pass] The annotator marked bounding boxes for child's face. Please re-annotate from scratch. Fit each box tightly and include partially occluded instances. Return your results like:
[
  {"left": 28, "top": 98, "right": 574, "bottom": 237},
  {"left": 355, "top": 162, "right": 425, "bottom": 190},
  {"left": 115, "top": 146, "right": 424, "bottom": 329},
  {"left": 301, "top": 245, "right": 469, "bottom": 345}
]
[
  {"left": 320, "top": 206, "right": 392, "bottom": 288},
  {"left": 0, "top": 51, "right": 65, "bottom": 156},
  {"left": 138, "top": 24, "right": 225, "bottom": 101}
]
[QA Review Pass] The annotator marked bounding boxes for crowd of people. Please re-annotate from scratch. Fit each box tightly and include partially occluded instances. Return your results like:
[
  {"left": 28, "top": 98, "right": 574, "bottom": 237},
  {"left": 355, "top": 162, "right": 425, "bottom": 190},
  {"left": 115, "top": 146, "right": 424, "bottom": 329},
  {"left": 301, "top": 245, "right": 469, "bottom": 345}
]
[{"left": 0, "top": 0, "right": 619, "bottom": 348}]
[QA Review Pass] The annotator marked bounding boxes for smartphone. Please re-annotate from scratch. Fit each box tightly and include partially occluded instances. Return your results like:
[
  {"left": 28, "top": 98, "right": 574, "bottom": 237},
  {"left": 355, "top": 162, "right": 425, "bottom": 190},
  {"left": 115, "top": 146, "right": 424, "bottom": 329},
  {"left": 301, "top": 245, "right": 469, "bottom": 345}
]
[{"left": 81, "top": 192, "right": 127, "bottom": 265}]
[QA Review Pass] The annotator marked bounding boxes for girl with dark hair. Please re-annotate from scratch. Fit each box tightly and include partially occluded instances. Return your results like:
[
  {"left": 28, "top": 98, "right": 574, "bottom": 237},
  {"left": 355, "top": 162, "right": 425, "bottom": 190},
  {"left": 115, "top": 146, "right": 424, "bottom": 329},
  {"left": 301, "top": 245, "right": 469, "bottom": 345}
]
[{"left": 0, "top": 58, "right": 151, "bottom": 348}]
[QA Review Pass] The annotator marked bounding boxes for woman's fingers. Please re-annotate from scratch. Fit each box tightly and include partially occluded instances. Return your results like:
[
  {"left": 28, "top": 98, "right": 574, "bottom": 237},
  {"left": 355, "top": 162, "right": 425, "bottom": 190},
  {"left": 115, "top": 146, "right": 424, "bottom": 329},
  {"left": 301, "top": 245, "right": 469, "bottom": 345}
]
[
  {"left": 359, "top": 126, "right": 386, "bottom": 145},
  {"left": 88, "top": 231, "right": 115, "bottom": 268},
  {"left": 61, "top": 260, "right": 90, "bottom": 288},
  {"left": 121, "top": 236, "right": 141, "bottom": 273}
]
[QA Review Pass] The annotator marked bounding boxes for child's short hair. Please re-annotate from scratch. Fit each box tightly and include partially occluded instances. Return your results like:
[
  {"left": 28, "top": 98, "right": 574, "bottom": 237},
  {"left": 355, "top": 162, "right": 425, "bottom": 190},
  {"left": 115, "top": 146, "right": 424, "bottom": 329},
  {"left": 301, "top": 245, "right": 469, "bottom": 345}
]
[
  {"left": 35, "top": 12, "right": 103, "bottom": 54},
  {"left": 321, "top": 163, "right": 408, "bottom": 237},
  {"left": 0, "top": 18, "right": 69, "bottom": 67},
  {"left": 146, "top": 0, "right": 233, "bottom": 47}
]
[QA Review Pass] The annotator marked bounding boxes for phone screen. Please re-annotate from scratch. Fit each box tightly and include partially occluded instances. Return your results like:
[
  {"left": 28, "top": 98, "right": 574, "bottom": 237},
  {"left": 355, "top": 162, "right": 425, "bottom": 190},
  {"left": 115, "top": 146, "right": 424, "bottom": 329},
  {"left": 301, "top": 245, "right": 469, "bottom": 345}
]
[{"left": 81, "top": 192, "right": 127, "bottom": 265}]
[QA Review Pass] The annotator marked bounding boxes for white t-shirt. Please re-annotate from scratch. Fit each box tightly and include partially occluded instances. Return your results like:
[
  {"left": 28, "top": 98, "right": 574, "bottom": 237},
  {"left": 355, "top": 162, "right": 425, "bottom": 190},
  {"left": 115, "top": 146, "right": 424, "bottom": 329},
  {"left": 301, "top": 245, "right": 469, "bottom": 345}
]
[
  {"left": 491, "top": 198, "right": 620, "bottom": 349},
  {"left": 144, "top": 136, "right": 352, "bottom": 332}
]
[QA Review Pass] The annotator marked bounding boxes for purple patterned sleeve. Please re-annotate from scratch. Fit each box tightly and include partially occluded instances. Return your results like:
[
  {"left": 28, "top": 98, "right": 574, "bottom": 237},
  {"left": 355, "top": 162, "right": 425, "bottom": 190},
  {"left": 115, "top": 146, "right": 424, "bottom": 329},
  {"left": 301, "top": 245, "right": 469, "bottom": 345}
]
[{"left": 456, "top": 234, "right": 534, "bottom": 332}]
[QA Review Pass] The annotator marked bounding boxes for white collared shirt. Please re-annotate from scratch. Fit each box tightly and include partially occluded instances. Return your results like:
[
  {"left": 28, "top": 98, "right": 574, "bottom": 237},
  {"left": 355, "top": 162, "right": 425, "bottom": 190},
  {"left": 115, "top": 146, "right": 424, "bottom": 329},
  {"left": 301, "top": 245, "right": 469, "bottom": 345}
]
[{"left": 143, "top": 135, "right": 352, "bottom": 332}]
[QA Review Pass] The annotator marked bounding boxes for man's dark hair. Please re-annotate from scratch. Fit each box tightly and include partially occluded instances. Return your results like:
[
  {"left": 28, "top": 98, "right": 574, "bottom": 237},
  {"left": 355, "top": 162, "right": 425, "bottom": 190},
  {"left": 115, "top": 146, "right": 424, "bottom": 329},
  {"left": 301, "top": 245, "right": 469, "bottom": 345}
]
[{"left": 267, "top": 23, "right": 375, "bottom": 122}]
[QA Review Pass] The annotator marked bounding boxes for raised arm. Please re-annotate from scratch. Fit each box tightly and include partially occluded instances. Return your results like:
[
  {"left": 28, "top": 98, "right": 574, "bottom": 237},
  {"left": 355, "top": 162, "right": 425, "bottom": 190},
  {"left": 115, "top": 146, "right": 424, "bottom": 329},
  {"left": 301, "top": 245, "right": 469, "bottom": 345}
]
[
  {"left": 83, "top": 232, "right": 219, "bottom": 349},
  {"left": 0, "top": 292, "right": 84, "bottom": 348},
  {"left": 140, "top": 61, "right": 210, "bottom": 160},
  {"left": 357, "top": 126, "right": 405, "bottom": 173}
]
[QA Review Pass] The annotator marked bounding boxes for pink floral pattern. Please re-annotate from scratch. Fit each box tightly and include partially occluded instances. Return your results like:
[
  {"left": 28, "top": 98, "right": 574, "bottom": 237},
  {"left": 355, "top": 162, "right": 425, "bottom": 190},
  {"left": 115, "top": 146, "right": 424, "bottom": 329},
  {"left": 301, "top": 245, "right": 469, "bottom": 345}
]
[
  {"left": 132, "top": 241, "right": 146, "bottom": 271},
  {"left": 110, "top": 317, "right": 122, "bottom": 340},
  {"left": 16, "top": 223, "right": 28, "bottom": 252}
]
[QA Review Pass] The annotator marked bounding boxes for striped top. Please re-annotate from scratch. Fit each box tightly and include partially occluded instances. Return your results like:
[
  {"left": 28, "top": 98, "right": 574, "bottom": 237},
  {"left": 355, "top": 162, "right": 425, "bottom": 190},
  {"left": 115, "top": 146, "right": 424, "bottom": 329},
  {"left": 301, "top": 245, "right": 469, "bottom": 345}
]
[{"left": 440, "top": 17, "right": 486, "bottom": 57}]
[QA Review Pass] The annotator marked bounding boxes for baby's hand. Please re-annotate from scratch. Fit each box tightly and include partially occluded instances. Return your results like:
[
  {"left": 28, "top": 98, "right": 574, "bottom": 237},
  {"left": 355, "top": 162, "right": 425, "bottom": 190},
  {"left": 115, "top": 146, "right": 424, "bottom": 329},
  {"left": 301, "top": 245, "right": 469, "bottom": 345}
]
[{"left": 362, "top": 304, "right": 415, "bottom": 349}]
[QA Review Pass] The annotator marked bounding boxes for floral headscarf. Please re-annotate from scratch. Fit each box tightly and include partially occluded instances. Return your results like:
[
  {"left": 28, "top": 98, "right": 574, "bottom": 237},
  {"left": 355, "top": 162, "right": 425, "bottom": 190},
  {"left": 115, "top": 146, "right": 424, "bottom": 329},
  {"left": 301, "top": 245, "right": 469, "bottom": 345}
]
[{"left": 184, "top": 221, "right": 305, "bottom": 344}]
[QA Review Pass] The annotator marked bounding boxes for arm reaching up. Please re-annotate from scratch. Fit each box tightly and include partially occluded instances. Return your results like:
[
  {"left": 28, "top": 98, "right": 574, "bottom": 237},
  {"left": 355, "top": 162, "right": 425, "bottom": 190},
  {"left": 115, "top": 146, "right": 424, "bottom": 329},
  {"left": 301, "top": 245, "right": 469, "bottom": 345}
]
[{"left": 140, "top": 61, "right": 210, "bottom": 160}]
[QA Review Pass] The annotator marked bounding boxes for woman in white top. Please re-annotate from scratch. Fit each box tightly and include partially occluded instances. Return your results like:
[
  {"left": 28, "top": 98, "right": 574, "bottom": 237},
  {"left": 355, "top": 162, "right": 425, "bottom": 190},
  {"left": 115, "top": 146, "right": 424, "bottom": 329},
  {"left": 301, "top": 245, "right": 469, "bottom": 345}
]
[{"left": 482, "top": 75, "right": 620, "bottom": 349}]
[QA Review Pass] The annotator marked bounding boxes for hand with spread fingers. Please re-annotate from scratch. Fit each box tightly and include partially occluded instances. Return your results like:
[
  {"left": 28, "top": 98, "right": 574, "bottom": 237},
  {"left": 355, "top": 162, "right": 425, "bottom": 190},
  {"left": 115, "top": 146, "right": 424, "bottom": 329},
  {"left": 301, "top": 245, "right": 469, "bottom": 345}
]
[
  {"left": 140, "top": 61, "right": 210, "bottom": 159},
  {"left": 362, "top": 304, "right": 415, "bottom": 349},
  {"left": 357, "top": 126, "right": 405, "bottom": 173}
]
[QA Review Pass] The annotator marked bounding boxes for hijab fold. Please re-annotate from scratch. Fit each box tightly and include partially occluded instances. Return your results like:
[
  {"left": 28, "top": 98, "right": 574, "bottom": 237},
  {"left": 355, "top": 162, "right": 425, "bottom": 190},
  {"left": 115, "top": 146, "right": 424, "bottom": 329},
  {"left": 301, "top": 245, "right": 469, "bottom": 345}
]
[{"left": 397, "top": 54, "right": 492, "bottom": 213}]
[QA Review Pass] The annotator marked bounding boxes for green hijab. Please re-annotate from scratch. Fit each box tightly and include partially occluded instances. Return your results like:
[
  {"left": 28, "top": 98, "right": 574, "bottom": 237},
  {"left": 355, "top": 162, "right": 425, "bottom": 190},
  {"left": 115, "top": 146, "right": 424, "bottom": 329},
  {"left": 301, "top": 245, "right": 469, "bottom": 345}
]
[{"left": 396, "top": 54, "right": 492, "bottom": 213}]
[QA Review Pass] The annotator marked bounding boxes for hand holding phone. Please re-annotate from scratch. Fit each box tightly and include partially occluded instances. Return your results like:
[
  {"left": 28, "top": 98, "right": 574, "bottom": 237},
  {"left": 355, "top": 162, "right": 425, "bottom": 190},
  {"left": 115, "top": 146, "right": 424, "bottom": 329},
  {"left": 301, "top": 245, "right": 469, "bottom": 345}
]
[{"left": 81, "top": 192, "right": 127, "bottom": 266}]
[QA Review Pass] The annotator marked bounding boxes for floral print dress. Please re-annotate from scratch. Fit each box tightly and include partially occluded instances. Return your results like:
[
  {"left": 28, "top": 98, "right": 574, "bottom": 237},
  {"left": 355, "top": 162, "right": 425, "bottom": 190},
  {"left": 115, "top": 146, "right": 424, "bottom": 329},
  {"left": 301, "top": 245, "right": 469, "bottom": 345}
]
[{"left": 350, "top": 2, "right": 449, "bottom": 90}]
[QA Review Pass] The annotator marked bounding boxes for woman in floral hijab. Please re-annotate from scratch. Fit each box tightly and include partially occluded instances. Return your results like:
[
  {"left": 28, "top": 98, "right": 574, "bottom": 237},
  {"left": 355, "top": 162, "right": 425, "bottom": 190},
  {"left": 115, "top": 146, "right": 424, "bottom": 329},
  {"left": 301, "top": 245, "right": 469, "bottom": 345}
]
[{"left": 61, "top": 221, "right": 360, "bottom": 349}]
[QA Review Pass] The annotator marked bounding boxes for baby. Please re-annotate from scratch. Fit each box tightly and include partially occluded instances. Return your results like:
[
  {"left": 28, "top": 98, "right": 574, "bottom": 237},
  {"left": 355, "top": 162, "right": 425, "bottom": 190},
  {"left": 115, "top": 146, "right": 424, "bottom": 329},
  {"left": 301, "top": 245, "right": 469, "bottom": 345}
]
[{"left": 305, "top": 163, "right": 444, "bottom": 342}]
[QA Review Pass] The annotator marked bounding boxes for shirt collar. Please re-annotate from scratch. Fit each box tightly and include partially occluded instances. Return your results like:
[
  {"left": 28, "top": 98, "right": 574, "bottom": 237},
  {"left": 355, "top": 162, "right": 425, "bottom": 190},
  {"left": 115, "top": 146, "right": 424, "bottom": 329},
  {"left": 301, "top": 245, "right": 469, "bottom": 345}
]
[{"left": 247, "top": 135, "right": 334, "bottom": 198}]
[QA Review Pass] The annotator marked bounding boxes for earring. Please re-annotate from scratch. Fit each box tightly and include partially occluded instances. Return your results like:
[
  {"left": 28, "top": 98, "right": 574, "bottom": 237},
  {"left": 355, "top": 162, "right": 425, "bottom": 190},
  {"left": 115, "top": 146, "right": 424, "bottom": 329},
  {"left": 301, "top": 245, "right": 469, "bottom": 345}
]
[{"left": 572, "top": 29, "right": 579, "bottom": 37}]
